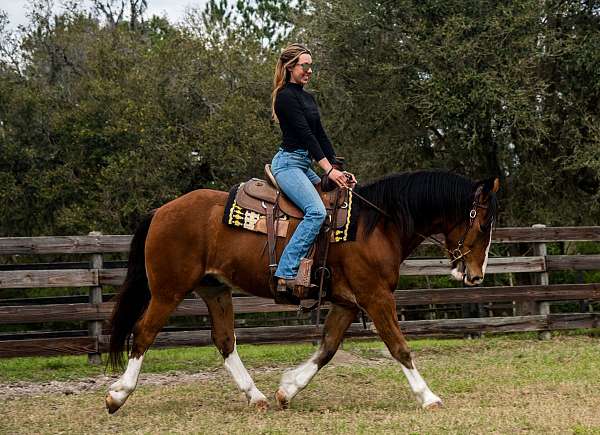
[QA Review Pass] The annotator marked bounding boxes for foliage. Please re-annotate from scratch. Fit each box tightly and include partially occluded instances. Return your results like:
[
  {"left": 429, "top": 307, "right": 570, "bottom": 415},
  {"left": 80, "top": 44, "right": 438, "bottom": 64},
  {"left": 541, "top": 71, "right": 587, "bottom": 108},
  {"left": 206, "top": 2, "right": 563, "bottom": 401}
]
[
  {"left": 0, "top": 0, "right": 599, "bottom": 236},
  {"left": 305, "top": 0, "right": 600, "bottom": 227}
]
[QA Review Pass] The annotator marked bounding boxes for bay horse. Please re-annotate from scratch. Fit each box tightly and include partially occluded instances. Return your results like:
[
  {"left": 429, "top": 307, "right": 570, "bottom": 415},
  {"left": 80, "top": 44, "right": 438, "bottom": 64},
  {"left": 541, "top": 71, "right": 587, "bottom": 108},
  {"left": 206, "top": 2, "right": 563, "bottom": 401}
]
[{"left": 106, "top": 170, "right": 499, "bottom": 413}]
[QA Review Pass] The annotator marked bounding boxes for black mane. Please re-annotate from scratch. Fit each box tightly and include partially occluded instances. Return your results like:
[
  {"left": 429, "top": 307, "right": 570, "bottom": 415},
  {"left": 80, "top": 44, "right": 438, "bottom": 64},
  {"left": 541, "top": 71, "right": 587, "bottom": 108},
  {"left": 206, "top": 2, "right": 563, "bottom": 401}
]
[{"left": 355, "top": 171, "right": 497, "bottom": 238}]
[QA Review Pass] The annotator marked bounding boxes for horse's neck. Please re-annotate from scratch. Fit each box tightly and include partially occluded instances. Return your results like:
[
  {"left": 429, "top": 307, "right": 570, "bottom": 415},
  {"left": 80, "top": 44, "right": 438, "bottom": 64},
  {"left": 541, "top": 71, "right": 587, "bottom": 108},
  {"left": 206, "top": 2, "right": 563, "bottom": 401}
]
[
  {"left": 400, "top": 220, "right": 446, "bottom": 263},
  {"left": 385, "top": 227, "right": 421, "bottom": 265}
]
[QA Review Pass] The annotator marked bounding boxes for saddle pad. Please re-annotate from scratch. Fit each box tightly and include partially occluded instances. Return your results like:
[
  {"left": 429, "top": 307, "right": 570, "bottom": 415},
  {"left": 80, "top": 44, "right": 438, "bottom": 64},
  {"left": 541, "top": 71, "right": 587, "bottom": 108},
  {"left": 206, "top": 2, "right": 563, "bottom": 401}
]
[
  {"left": 222, "top": 184, "right": 289, "bottom": 237},
  {"left": 331, "top": 189, "right": 359, "bottom": 243},
  {"left": 223, "top": 184, "right": 359, "bottom": 243}
]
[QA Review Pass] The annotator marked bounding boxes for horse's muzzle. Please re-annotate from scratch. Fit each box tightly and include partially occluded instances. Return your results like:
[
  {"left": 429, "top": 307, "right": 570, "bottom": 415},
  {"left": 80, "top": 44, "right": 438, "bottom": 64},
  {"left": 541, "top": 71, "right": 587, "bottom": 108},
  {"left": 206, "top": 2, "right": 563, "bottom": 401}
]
[{"left": 464, "top": 276, "right": 483, "bottom": 286}]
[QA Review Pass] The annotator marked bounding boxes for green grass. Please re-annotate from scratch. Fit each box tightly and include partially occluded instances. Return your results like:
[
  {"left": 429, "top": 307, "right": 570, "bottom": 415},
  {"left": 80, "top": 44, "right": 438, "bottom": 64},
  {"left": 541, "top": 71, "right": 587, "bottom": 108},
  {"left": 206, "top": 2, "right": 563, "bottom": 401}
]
[
  {"left": 0, "top": 335, "right": 526, "bottom": 383},
  {"left": 0, "top": 331, "right": 595, "bottom": 383},
  {"left": 3, "top": 334, "right": 600, "bottom": 434},
  {"left": 0, "top": 336, "right": 474, "bottom": 382}
]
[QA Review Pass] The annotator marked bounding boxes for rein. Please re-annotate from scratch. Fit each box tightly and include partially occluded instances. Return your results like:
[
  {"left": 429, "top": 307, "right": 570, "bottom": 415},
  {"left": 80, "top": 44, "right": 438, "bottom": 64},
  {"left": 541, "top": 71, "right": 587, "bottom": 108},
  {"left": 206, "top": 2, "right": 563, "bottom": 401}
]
[
  {"left": 349, "top": 187, "right": 392, "bottom": 218},
  {"left": 351, "top": 185, "right": 482, "bottom": 264},
  {"left": 416, "top": 232, "right": 472, "bottom": 264},
  {"left": 340, "top": 184, "right": 493, "bottom": 281}
]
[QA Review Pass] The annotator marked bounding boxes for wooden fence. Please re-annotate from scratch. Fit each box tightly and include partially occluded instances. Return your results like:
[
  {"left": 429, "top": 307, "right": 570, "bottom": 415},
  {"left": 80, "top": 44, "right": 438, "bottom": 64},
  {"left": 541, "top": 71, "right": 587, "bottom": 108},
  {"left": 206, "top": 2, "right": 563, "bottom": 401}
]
[{"left": 1, "top": 226, "right": 599, "bottom": 362}]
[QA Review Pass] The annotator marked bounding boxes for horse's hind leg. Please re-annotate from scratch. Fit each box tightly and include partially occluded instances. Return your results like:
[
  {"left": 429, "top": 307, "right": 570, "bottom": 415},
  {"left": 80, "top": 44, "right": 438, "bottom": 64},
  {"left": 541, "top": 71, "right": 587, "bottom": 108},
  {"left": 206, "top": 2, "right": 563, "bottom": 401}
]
[
  {"left": 275, "top": 304, "right": 358, "bottom": 409},
  {"left": 200, "top": 287, "right": 269, "bottom": 410},
  {"left": 361, "top": 291, "right": 442, "bottom": 409},
  {"left": 106, "top": 295, "right": 181, "bottom": 414}
]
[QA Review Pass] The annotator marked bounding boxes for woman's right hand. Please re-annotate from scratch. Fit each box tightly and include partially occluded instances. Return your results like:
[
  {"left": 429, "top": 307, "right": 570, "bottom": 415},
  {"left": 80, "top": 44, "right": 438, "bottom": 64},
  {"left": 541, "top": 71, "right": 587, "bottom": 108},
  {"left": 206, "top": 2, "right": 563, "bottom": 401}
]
[{"left": 328, "top": 168, "right": 349, "bottom": 188}]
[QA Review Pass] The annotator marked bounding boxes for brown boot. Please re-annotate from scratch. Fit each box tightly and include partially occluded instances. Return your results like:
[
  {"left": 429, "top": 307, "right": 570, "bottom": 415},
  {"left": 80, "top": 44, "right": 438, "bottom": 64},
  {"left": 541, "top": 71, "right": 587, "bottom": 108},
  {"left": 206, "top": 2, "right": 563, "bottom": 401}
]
[
  {"left": 273, "top": 278, "right": 300, "bottom": 305},
  {"left": 276, "top": 278, "right": 296, "bottom": 293}
]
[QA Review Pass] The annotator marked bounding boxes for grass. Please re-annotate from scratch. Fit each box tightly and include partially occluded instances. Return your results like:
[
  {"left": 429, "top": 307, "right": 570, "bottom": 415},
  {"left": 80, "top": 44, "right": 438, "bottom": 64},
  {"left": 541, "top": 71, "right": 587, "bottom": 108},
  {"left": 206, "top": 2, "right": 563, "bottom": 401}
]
[{"left": 2, "top": 334, "right": 600, "bottom": 434}]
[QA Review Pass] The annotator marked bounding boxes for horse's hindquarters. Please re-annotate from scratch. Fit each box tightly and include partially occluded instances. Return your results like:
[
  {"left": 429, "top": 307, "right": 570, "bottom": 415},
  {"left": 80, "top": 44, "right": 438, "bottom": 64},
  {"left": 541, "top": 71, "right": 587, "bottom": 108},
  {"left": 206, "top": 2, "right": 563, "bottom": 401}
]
[{"left": 145, "top": 188, "right": 274, "bottom": 299}]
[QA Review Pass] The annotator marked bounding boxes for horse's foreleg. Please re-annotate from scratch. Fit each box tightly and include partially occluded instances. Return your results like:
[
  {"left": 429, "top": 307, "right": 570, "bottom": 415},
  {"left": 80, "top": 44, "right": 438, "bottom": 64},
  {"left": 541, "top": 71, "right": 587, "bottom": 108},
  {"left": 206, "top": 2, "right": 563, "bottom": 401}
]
[
  {"left": 276, "top": 304, "right": 358, "bottom": 409},
  {"left": 361, "top": 292, "right": 442, "bottom": 409},
  {"left": 202, "top": 289, "right": 269, "bottom": 410},
  {"left": 106, "top": 296, "right": 181, "bottom": 414}
]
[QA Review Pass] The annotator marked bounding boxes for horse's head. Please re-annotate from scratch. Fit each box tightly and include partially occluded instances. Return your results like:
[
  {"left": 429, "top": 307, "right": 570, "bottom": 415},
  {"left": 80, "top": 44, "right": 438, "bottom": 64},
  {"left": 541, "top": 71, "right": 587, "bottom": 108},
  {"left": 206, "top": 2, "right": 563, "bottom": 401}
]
[{"left": 444, "top": 177, "right": 499, "bottom": 286}]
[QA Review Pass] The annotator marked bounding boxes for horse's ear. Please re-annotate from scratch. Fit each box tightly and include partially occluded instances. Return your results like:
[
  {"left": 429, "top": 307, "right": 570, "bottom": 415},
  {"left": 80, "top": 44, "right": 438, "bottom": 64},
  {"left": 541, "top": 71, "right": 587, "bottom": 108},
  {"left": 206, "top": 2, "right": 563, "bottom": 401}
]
[
  {"left": 475, "top": 177, "right": 500, "bottom": 200},
  {"left": 484, "top": 177, "right": 500, "bottom": 193}
]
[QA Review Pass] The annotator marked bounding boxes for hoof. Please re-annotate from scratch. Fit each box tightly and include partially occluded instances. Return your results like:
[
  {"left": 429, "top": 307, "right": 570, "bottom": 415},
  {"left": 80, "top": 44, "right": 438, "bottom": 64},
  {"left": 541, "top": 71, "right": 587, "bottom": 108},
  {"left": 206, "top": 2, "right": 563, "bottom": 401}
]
[
  {"left": 422, "top": 399, "right": 443, "bottom": 410},
  {"left": 252, "top": 398, "right": 269, "bottom": 412},
  {"left": 105, "top": 394, "right": 122, "bottom": 414},
  {"left": 275, "top": 388, "right": 289, "bottom": 410}
]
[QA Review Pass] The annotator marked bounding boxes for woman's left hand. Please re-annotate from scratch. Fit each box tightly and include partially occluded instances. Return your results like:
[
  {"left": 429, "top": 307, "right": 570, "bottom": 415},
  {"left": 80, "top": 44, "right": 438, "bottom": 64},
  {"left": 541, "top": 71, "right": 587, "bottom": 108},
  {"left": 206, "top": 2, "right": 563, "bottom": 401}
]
[{"left": 343, "top": 171, "right": 357, "bottom": 186}]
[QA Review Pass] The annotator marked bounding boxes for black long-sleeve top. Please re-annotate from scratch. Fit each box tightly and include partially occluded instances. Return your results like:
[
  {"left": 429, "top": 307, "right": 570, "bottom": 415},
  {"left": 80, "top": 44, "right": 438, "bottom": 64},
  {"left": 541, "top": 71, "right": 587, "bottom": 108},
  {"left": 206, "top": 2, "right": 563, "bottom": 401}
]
[{"left": 274, "top": 82, "right": 336, "bottom": 162}]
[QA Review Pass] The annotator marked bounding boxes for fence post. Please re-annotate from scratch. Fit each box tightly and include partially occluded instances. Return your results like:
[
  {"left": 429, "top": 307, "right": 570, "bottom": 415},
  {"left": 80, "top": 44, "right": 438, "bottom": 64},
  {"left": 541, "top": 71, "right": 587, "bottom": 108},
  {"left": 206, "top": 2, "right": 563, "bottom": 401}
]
[
  {"left": 532, "top": 224, "right": 551, "bottom": 340},
  {"left": 88, "top": 231, "right": 103, "bottom": 364}
]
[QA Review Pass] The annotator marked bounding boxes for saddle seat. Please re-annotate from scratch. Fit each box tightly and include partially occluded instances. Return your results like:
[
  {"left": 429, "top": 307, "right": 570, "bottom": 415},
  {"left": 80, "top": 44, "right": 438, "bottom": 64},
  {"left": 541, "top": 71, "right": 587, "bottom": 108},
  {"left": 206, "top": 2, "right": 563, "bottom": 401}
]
[
  {"left": 235, "top": 167, "right": 303, "bottom": 219},
  {"left": 233, "top": 164, "right": 349, "bottom": 231}
]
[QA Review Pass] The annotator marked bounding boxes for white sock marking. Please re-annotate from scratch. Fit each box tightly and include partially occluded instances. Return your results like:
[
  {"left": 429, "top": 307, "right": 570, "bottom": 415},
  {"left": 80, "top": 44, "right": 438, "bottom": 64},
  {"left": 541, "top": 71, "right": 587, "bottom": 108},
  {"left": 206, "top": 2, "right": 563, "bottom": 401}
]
[
  {"left": 108, "top": 355, "right": 144, "bottom": 407},
  {"left": 401, "top": 361, "right": 442, "bottom": 408},
  {"left": 278, "top": 352, "right": 319, "bottom": 400},
  {"left": 224, "top": 342, "right": 267, "bottom": 404}
]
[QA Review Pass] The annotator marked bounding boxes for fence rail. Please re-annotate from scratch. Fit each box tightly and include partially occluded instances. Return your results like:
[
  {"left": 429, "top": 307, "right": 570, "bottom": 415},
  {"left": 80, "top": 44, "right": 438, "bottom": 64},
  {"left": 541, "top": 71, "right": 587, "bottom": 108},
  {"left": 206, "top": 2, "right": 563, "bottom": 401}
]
[
  {"left": 0, "top": 226, "right": 598, "bottom": 254},
  {"left": 1, "top": 226, "right": 599, "bottom": 360},
  {"left": 1, "top": 255, "right": 599, "bottom": 290}
]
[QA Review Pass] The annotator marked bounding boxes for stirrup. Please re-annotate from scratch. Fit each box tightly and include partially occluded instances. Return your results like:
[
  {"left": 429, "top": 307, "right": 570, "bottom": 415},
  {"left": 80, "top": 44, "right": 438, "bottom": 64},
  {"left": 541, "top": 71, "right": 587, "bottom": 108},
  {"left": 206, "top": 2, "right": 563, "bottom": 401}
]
[
  {"left": 276, "top": 278, "right": 296, "bottom": 293},
  {"left": 275, "top": 277, "right": 315, "bottom": 300}
]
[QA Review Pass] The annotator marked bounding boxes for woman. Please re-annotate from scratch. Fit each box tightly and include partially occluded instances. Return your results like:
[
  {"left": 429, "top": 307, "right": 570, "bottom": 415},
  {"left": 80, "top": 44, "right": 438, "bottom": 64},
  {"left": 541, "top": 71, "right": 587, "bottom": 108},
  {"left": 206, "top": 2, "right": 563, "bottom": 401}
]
[{"left": 270, "top": 43, "right": 356, "bottom": 293}]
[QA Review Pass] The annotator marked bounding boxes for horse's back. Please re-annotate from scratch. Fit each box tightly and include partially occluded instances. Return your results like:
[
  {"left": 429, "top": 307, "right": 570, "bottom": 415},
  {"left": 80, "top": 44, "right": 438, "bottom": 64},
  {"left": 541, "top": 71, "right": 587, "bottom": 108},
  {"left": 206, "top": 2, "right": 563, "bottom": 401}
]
[
  {"left": 144, "top": 188, "right": 272, "bottom": 298},
  {"left": 149, "top": 188, "right": 227, "bottom": 244}
]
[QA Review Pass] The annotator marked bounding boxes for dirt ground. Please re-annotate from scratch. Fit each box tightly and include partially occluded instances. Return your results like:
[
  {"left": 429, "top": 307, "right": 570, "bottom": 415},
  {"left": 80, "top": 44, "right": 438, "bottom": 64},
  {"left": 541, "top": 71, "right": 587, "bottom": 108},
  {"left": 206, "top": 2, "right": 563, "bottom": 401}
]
[{"left": 0, "top": 350, "right": 373, "bottom": 400}]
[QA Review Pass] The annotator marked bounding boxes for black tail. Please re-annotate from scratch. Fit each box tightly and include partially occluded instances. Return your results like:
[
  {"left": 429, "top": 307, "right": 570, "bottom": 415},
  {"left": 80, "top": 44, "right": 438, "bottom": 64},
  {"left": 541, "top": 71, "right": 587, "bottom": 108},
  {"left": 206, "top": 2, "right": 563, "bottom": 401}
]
[{"left": 108, "top": 211, "right": 155, "bottom": 370}]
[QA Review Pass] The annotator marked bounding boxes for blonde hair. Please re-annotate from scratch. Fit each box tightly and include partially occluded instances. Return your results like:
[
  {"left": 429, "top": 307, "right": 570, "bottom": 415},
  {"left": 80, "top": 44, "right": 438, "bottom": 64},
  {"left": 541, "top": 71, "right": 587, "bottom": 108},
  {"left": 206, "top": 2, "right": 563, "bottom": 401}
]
[{"left": 271, "top": 43, "right": 312, "bottom": 122}]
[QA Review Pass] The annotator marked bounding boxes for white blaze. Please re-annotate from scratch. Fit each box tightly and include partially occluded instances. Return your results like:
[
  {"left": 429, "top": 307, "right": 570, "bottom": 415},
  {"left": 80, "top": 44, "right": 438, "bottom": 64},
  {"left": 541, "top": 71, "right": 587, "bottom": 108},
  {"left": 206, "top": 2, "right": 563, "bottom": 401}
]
[{"left": 481, "top": 229, "right": 493, "bottom": 277}]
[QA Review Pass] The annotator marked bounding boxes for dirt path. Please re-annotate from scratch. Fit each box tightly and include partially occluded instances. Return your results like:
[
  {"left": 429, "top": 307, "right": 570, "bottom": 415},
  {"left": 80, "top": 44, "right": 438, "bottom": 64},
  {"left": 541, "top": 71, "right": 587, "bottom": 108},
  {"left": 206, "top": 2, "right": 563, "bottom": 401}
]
[{"left": 0, "top": 350, "right": 386, "bottom": 400}]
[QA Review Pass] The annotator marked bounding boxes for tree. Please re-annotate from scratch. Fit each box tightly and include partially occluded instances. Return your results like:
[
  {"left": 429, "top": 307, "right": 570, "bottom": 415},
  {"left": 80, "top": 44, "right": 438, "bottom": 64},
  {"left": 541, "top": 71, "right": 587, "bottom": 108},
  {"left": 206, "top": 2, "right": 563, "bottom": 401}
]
[{"left": 303, "top": 0, "right": 600, "bottom": 226}]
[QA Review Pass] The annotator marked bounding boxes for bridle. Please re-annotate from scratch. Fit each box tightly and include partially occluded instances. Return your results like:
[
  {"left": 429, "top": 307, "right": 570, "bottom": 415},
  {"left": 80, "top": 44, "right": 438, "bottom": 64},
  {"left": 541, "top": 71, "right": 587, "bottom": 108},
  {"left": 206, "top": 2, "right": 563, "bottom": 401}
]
[
  {"left": 450, "top": 200, "right": 489, "bottom": 264},
  {"left": 419, "top": 192, "right": 492, "bottom": 267}
]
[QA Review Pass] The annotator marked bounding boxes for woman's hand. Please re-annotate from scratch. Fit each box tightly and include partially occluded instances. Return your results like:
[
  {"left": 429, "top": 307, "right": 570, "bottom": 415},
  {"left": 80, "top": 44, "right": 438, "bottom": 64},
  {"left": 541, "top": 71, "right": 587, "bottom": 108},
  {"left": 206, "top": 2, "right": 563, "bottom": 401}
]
[
  {"left": 343, "top": 171, "right": 357, "bottom": 186},
  {"left": 328, "top": 168, "right": 350, "bottom": 188}
]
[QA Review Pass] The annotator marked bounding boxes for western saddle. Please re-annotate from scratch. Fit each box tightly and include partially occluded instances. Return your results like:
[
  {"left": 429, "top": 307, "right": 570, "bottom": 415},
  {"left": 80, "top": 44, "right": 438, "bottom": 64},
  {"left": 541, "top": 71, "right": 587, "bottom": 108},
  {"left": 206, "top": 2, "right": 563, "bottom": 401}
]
[{"left": 231, "top": 164, "right": 350, "bottom": 303}]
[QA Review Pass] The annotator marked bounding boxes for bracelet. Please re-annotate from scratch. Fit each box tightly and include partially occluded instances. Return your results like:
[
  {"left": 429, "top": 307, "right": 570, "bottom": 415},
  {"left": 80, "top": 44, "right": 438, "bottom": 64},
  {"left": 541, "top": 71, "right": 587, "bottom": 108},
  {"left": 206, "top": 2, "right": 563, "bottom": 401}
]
[{"left": 326, "top": 167, "right": 334, "bottom": 176}]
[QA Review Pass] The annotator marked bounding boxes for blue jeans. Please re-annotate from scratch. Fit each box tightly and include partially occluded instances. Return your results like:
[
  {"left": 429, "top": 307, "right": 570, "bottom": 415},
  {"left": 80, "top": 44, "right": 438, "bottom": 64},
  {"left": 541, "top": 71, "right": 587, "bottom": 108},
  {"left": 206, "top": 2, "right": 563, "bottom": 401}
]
[{"left": 271, "top": 148, "right": 326, "bottom": 279}]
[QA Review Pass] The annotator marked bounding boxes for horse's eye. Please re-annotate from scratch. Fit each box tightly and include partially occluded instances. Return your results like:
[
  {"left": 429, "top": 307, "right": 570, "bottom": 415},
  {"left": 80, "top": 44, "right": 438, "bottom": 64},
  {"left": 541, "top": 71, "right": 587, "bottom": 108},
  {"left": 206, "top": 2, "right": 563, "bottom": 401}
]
[{"left": 480, "top": 218, "right": 495, "bottom": 233}]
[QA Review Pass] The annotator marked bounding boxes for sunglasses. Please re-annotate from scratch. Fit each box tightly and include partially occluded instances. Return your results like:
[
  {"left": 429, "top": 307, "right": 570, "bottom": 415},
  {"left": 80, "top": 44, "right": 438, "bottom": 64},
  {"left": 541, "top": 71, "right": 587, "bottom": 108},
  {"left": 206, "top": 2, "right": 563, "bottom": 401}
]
[{"left": 297, "top": 62, "right": 317, "bottom": 73}]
